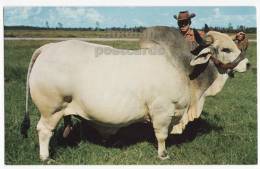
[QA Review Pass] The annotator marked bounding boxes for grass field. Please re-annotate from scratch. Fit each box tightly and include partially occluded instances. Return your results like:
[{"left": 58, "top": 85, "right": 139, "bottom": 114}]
[
  {"left": 4, "top": 40, "right": 257, "bottom": 165},
  {"left": 4, "top": 29, "right": 142, "bottom": 38}
]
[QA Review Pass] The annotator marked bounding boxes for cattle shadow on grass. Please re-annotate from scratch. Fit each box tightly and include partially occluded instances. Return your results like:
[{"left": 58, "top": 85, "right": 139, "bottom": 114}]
[{"left": 50, "top": 111, "right": 223, "bottom": 154}]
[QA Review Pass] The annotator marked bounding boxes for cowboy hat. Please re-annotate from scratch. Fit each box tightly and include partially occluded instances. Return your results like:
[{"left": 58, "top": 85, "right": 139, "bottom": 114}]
[
  {"left": 237, "top": 31, "right": 246, "bottom": 35},
  {"left": 174, "top": 11, "right": 196, "bottom": 21}
]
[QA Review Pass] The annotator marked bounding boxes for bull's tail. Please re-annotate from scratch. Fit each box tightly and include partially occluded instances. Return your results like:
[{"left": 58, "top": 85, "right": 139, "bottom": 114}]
[{"left": 21, "top": 47, "right": 42, "bottom": 138}]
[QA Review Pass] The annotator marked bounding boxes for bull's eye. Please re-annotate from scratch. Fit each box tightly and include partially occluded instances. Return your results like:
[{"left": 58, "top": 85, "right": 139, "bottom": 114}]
[{"left": 222, "top": 48, "right": 231, "bottom": 53}]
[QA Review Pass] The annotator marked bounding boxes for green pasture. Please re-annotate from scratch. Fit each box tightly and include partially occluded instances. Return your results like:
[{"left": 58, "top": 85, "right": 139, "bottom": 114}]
[
  {"left": 4, "top": 40, "right": 257, "bottom": 164},
  {"left": 4, "top": 29, "right": 142, "bottom": 38}
]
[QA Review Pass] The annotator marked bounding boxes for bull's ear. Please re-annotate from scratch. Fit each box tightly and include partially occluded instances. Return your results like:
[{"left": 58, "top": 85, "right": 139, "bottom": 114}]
[{"left": 190, "top": 47, "right": 211, "bottom": 66}]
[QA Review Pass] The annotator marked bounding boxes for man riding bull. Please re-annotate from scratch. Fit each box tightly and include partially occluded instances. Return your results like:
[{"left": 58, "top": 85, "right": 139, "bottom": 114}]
[{"left": 174, "top": 11, "right": 206, "bottom": 55}]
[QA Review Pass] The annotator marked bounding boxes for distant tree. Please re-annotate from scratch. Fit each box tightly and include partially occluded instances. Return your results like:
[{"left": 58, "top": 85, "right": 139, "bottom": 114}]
[
  {"left": 45, "top": 21, "right": 49, "bottom": 29},
  {"left": 95, "top": 21, "right": 100, "bottom": 31},
  {"left": 57, "top": 22, "right": 63, "bottom": 29},
  {"left": 238, "top": 25, "right": 245, "bottom": 31},
  {"left": 228, "top": 22, "right": 233, "bottom": 32},
  {"left": 3, "top": 24, "right": 256, "bottom": 34}
]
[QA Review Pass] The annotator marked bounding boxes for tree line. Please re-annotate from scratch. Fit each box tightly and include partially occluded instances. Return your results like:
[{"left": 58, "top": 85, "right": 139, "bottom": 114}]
[
  {"left": 4, "top": 25, "right": 256, "bottom": 33},
  {"left": 4, "top": 25, "right": 147, "bottom": 32}
]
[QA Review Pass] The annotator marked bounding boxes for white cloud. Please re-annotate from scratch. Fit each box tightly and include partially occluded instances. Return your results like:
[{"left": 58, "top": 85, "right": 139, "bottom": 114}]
[
  {"left": 190, "top": 7, "right": 256, "bottom": 28},
  {"left": 133, "top": 19, "right": 145, "bottom": 26},
  {"left": 86, "top": 8, "right": 104, "bottom": 23},
  {"left": 4, "top": 7, "right": 256, "bottom": 28},
  {"left": 55, "top": 7, "right": 78, "bottom": 19},
  {"left": 4, "top": 7, "right": 38, "bottom": 25},
  {"left": 192, "top": 13, "right": 256, "bottom": 28},
  {"left": 38, "top": 7, "right": 105, "bottom": 28}
]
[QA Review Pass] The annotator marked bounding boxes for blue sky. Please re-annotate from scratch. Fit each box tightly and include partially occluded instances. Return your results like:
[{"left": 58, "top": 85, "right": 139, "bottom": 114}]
[{"left": 4, "top": 7, "right": 256, "bottom": 28}]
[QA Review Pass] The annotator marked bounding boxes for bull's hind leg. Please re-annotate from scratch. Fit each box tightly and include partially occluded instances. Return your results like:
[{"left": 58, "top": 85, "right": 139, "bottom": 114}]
[
  {"left": 31, "top": 88, "right": 65, "bottom": 161},
  {"left": 149, "top": 99, "right": 175, "bottom": 160},
  {"left": 37, "top": 110, "right": 64, "bottom": 161}
]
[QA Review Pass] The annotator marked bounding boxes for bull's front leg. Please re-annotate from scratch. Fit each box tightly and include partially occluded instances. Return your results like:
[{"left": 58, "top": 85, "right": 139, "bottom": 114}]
[{"left": 149, "top": 98, "right": 175, "bottom": 160}]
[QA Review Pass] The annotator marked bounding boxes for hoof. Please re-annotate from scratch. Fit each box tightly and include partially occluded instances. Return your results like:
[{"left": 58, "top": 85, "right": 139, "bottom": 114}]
[
  {"left": 40, "top": 155, "right": 49, "bottom": 162},
  {"left": 42, "top": 158, "right": 56, "bottom": 164},
  {"left": 158, "top": 151, "right": 170, "bottom": 160},
  {"left": 158, "top": 155, "right": 170, "bottom": 160}
]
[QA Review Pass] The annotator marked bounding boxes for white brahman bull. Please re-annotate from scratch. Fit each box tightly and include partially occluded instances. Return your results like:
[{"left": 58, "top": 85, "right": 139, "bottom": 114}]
[{"left": 21, "top": 26, "right": 249, "bottom": 161}]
